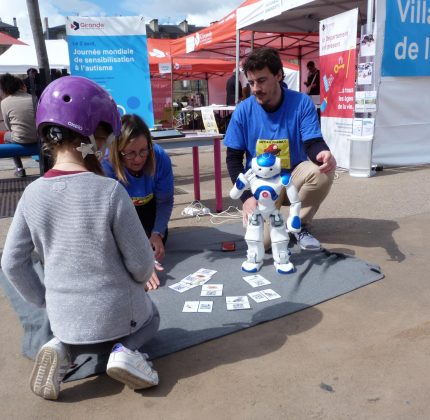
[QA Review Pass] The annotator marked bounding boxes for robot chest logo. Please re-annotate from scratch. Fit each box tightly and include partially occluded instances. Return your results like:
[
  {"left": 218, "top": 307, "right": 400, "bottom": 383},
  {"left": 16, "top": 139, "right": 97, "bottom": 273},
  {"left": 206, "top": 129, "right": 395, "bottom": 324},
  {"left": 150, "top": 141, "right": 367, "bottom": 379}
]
[{"left": 262, "top": 191, "right": 269, "bottom": 198}]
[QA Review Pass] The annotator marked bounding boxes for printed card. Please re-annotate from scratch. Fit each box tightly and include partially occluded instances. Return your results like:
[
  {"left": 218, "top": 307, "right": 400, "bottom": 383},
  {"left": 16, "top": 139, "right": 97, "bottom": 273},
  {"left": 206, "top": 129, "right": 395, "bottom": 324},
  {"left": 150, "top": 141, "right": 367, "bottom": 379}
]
[
  {"left": 201, "top": 284, "right": 223, "bottom": 297},
  {"left": 242, "top": 274, "right": 271, "bottom": 288},
  {"left": 248, "top": 291, "right": 270, "bottom": 303},
  {"left": 169, "top": 282, "right": 192, "bottom": 293},
  {"left": 170, "top": 268, "right": 217, "bottom": 293},
  {"left": 182, "top": 301, "right": 199, "bottom": 312},
  {"left": 260, "top": 289, "right": 281, "bottom": 300},
  {"left": 198, "top": 301, "right": 213, "bottom": 312},
  {"left": 248, "top": 289, "right": 281, "bottom": 303},
  {"left": 226, "top": 296, "right": 251, "bottom": 310},
  {"left": 195, "top": 268, "right": 217, "bottom": 277}
]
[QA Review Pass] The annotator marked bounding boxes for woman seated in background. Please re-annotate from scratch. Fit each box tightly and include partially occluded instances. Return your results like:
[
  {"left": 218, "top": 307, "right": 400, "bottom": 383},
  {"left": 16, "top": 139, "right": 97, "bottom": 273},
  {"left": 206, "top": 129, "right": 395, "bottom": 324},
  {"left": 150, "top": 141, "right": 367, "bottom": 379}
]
[
  {"left": 102, "top": 114, "right": 174, "bottom": 289},
  {"left": 0, "top": 73, "right": 38, "bottom": 177}
]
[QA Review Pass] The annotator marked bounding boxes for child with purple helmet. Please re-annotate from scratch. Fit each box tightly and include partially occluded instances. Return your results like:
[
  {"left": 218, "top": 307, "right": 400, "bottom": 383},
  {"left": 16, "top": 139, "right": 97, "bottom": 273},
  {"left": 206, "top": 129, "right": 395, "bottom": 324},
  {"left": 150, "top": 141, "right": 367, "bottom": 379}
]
[{"left": 1, "top": 76, "right": 160, "bottom": 400}]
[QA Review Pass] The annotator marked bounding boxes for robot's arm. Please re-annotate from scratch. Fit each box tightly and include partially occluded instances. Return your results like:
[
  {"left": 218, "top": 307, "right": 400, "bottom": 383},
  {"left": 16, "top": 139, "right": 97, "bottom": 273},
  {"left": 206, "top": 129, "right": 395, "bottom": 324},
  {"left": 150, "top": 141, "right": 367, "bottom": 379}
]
[
  {"left": 230, "top": 172, "right": 251, "bottom": 200},
  {"left": 284, "top": 178, "right": 302, "bottom": 233}
]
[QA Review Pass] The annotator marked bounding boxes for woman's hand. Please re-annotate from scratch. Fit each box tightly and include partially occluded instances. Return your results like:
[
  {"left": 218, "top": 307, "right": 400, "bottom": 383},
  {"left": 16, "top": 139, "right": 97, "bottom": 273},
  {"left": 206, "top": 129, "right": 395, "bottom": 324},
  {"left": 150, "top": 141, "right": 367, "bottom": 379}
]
[
  {"left": 150, "top": 232, "right": 165, "bottom": 261},
  {"left": 144, "top": 262, "right": 163, "bottom": 291}
]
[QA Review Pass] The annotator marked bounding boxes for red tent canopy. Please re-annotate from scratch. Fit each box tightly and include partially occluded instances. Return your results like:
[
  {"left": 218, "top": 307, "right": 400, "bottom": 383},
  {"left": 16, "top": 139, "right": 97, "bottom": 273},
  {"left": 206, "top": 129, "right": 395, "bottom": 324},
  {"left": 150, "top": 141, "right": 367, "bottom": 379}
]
[
  {"left": 0, "top": 33, "right": 27, "bottom": 46},
  {"left": 169, "top": 0, "right": 319, "bottom": 61},
  {"left": 148, "top": 38, "right": 235, "bottom": 80}
]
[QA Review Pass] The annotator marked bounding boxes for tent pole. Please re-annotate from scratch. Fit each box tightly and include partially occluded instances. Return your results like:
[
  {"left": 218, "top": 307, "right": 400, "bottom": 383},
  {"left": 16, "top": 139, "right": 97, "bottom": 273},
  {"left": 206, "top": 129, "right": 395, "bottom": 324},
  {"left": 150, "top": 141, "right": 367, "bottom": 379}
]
[
  {"left": 170, "top": 55, "right": 174, "bottom": 127},
  {"left": 235, "top": 29, "right": 240, "bottom": 104},
  {"left": 367, "top": 0, "right": 374, "bottom": 28},
  {"left": 206, "top": 73, "right": 209, "bottom": 105}
]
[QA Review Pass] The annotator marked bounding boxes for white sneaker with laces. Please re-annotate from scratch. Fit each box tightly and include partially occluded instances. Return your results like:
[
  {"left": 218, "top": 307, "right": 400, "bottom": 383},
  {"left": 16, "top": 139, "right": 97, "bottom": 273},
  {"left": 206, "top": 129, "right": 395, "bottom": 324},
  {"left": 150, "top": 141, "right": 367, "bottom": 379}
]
[
  {"left": 294, "top": 228, "right": 321, "bottom": 250},
  {"left": 30, "top": 337, "right": 71, "bottom": 400},
  {"left": 107, "top": 343, "right": 159, "bottom": 389}
]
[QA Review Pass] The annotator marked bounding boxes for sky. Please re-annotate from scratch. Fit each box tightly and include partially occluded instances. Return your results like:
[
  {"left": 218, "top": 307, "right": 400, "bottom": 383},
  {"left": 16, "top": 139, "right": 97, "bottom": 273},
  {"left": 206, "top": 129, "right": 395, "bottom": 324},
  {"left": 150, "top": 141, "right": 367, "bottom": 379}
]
[{"left": 0, "top": 0, "right": 245, "bottom": 41}]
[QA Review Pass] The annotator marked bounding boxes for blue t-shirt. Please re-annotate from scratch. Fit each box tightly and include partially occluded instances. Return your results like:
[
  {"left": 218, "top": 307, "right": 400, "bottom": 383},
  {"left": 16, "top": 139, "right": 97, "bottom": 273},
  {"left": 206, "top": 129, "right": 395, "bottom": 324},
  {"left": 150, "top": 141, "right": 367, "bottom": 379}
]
[
  {"left": 224, "top": 87, "right": 321, "bottom": 170},
  {"left": 102, "top": 143, "right": 174, "bottom": 235}
]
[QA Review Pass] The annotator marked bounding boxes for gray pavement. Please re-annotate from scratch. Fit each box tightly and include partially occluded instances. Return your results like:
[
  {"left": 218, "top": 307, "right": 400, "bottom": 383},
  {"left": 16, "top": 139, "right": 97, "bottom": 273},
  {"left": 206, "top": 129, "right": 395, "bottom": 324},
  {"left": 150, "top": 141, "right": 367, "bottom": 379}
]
[{"left": 1, "top": 150, "right": 430, "bottom": 419}]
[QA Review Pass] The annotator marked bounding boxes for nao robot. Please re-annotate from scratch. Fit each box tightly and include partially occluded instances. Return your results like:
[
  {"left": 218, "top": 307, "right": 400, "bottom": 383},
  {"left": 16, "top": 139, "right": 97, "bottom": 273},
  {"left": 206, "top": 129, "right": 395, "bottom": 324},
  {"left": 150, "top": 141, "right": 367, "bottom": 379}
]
[{"left": 230, "top": 153, "right": 301, "bottom": 274}]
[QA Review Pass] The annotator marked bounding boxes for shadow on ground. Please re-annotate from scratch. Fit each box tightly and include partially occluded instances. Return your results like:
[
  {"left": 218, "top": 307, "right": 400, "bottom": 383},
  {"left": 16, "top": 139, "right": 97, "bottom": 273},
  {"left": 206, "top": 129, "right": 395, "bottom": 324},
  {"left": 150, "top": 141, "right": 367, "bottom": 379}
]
[{"left": 59, "top": 304, "right": 323, "bottom": 401}]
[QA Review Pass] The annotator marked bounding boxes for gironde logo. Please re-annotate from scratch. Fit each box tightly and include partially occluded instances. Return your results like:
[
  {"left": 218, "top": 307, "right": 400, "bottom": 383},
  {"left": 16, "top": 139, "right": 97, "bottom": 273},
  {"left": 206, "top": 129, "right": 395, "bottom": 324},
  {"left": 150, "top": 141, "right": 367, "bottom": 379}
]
[{"left": 70, "top": 21, "right": 80, "bottom": 31}]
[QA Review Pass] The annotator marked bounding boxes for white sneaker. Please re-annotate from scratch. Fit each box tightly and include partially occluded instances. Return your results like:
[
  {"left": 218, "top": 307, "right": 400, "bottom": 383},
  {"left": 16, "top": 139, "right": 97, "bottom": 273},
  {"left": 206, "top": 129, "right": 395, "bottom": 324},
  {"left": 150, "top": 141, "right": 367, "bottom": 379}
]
[
  {"left": 30, "top": 337, "right": 71, "bottom": 400},
  {"left": 294, "top": 228, "right": 321, "bottom": 250},
  {"left": 107, "top": 343, "right": 159, "bottom": 390}
]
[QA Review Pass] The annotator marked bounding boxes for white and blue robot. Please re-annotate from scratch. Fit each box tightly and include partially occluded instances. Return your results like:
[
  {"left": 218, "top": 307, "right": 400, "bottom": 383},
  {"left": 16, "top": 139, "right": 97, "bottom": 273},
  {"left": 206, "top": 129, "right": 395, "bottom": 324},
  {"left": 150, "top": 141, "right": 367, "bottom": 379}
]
[{"left": 230, "top": 153, "right": 301, "bottom": 274}]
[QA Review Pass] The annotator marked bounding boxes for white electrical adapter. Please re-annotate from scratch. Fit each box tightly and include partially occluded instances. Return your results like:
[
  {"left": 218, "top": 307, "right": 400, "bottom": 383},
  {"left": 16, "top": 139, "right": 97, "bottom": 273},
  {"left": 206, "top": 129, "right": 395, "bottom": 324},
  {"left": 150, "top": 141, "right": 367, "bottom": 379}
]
[{"left": 182, "top": 206, "right": 211, "bottom": 216}]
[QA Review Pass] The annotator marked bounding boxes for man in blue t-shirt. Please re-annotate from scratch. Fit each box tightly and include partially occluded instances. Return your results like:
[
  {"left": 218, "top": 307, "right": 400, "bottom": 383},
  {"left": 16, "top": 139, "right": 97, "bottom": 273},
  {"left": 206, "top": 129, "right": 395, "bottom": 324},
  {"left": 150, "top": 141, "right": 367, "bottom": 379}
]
[{"left": 224, "top": 47, "right": 337, "bottom": 250}]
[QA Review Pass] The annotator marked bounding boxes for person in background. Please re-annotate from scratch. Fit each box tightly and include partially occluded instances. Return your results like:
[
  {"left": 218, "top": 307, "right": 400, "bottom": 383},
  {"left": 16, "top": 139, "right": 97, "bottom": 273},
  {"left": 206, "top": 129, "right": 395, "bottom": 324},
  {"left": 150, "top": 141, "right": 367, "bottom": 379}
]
[
  {"left": 226, "top": 69, "right": 243, "bottom": 106},
  {"left": 224, "top": 48, "right": 336, "bottom": 251},
  {"left": 304, "top": 60, "right": 320, "bottom": 96},
  {"left": 102, "top": 114, "right": 174, "bottom": 290},
  {"left": 23, "top": 68, "right": 42, "bottom": 99},
  {"left": 0, "top": 73, "right": 38, "bottom": 177},
  {"left": 1, "top": 76, "right": 160, "bottom": 400}
]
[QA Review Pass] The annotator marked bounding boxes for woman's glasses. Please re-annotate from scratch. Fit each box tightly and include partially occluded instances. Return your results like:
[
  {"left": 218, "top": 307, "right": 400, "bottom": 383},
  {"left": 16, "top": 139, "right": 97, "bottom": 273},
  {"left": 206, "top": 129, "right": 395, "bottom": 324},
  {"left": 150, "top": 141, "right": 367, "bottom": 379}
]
[{"left": 121, "top": 148, "right": 150, "bottom": 160}]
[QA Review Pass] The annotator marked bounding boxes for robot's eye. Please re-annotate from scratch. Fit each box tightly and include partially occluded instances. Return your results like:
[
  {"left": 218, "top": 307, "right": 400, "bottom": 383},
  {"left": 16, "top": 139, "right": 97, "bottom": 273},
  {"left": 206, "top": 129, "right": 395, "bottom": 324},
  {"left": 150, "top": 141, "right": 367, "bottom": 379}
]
[
  {"left": 270, "top": 168, "right": 273, "bottom": 171},
  {"left": 258, "top": 168, "right": 261, "bottom": 171}
]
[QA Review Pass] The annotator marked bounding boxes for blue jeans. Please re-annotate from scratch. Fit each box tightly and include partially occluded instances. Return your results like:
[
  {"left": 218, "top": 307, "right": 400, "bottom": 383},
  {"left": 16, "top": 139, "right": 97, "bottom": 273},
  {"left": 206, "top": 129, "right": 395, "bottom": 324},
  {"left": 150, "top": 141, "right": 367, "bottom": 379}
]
[{"left": 4, "top": 132, "right": 23, "bottom": 169}]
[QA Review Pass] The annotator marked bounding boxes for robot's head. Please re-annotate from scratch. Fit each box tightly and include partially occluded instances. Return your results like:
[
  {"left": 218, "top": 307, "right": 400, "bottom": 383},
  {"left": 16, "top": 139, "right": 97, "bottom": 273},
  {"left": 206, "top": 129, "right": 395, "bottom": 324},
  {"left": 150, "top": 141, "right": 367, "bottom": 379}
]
[{"left": 252, "top": 152, "right": 281, "bottom": 178}]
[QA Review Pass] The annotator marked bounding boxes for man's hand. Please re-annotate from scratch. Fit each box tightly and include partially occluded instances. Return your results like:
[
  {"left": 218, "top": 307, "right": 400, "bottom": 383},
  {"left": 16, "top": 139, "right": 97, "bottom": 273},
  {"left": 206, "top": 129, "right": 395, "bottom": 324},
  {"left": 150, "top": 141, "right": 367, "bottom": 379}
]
[
  {"left": 150, "top": 233, "right": 165, "bottom": 261},
  {"left": 316, "top": 150, "right": 337, "bottom": 174},
  {"left": 242, "top": 196, "right": 258, "bottom": 226},
  {"left": 145, "top": 262, "right": 163, "bottom": 291}
]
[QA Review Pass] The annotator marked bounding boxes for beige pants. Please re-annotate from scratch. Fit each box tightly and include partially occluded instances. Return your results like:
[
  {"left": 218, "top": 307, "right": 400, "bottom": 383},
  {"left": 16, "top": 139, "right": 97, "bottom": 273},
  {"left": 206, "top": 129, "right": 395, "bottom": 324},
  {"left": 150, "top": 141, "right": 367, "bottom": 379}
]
[{"left": 263, "top": 160, "right": 335, "bottom": 247}]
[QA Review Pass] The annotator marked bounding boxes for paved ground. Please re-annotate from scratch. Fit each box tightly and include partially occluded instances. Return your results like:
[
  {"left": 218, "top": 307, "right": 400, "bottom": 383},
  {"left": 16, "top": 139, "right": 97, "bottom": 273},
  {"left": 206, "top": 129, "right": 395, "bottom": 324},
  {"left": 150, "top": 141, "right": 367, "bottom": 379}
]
[{"left": 1, "top": 150, "right": 430, "bottom": 420}]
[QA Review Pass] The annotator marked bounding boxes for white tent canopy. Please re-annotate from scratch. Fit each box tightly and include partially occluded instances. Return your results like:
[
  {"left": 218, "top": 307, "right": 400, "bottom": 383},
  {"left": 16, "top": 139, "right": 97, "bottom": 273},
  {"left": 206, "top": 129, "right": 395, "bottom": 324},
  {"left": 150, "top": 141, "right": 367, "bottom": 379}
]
[
  {"left": 0, "top": 39, "right": 70, "bottom": 74},
  {"left": 237, "top": 0, "right": 369, "bottom": 33}
]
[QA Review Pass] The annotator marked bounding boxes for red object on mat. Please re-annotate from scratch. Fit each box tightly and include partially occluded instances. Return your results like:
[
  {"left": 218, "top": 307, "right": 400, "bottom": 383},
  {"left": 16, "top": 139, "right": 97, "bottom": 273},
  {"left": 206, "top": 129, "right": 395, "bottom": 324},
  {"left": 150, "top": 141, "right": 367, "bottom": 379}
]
[{"left": 0, "top": 131, "right": 6, "bottom": 144}]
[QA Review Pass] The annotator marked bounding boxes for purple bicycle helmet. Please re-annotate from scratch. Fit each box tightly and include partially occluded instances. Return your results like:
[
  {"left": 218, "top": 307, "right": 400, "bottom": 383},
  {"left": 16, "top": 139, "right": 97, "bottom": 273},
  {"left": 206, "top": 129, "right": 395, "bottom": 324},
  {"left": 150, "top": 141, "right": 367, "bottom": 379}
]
[{"left": 36, "top": 76, "right": 121, "bottom": 138}]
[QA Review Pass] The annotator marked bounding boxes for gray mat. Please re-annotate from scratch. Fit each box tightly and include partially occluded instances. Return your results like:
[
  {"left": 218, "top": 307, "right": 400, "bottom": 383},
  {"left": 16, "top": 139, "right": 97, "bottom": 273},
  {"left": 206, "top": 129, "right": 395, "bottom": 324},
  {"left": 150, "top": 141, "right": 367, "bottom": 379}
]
[{"left": 0, "top": 223, "right": 383, "bottom": 382}]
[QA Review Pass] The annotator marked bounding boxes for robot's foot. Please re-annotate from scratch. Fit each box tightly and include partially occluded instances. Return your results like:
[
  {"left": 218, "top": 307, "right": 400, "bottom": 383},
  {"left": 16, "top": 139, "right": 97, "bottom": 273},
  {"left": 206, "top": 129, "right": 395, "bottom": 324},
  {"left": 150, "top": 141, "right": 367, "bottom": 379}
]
[
  {"left": 242, "top": 260, "right": 263, "bottom": 273},
  {"left": 274, "top": 261, "right": 295, "bottom": 274}
]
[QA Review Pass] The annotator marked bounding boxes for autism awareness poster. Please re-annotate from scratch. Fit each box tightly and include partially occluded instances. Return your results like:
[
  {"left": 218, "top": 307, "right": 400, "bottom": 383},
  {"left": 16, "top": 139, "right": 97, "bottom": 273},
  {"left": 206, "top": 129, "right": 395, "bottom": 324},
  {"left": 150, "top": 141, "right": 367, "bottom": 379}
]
[
  {"left": 66, "top": 16, "right": 154, "bottom": 127},
  {"left": 319, "top": 8, "right": 358, "bottom": 169}
]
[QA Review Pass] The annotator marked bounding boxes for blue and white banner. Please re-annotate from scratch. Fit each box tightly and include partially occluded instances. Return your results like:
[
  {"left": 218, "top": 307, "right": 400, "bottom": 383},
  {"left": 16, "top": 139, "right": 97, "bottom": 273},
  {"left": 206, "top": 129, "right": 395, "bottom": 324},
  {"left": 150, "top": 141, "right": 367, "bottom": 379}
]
[
  {"left": 382, "top": 1, "right": 430, "bottom": 77},
  {"left": 66, "top": 16, "right": 154, "bottom": 127}
]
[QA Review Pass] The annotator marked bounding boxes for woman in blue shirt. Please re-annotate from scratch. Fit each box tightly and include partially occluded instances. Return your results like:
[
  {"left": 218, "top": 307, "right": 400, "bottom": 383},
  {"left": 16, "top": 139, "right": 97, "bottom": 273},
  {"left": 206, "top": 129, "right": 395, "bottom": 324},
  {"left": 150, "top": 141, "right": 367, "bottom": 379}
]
[{"left": 102, "top": 114, "right": 174, "bottom": 289}]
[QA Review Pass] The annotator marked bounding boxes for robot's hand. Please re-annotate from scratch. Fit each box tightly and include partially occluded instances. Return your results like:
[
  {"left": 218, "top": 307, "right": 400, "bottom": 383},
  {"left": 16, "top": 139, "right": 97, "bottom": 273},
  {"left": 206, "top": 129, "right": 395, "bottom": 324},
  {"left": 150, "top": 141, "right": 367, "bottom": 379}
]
[
  {"left": 286, "top": 201, "right": 301, "bottom": 233},
  {"left": 281, "top": 171, "right": 292, "bottom": 186},
  {"left": 286, "top": 215, "right": 301, "bottom": 233},
  {"left": 230, "top": 173, "right": 249, "bottom": 200}
]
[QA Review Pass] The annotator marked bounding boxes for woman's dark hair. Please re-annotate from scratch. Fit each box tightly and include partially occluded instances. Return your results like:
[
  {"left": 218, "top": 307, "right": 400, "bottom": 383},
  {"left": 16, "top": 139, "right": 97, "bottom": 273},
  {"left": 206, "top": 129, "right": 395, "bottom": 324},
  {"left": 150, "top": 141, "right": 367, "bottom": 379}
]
[
  {"left": 0, "top": 73, "right": 25, "bottom": 96},
  {"left": 242, "top": 47, "right": 285, "bottom": 80}
]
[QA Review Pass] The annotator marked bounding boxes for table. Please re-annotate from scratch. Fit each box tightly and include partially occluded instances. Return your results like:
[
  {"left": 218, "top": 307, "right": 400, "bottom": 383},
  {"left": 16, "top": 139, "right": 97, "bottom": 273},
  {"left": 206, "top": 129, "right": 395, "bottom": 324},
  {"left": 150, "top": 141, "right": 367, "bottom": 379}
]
[
  {"left": 179, "top": 106, "right": 236, "bottom": 133},
  {"left": 153, "top": 133, "right": 224, "bottom": 212}
]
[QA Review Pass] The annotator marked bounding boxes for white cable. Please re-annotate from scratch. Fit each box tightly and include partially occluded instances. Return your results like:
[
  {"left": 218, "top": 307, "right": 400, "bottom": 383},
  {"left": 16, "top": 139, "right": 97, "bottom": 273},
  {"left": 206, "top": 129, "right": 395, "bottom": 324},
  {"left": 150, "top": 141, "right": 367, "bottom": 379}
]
[{"left": 181, "top": 201, "right": 243, "bottom": 224}]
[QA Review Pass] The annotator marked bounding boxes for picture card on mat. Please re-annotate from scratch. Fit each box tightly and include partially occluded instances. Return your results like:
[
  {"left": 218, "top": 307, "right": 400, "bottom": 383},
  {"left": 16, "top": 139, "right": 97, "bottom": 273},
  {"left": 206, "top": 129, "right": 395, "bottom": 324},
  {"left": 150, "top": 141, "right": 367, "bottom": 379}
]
[
  {"left": 242, "top": 274, "right": 271, "bottom": 288},
  {"left": 248, "top": 289, "right": 281, "bottom": 303},
  {"left": 198, "top": 301, "right": 213, "bottom": 312},
  {"left": 201, "top": 284, "right": 223, "bottom": 297},
  {"left": 169, "top": 282, "right": 192, "bottom": 293},
  {"left": 226, "top": 296, "right": 251, "bottom": 310},
  {"left": 260, "top": 289, "right": 281, "bottom": 300},
  {"left": 182, "top": 301, "right": 199, "bottom": 312},
  {"left": 248, "top": 291, "right": 269, "bottom": 303}
]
